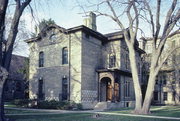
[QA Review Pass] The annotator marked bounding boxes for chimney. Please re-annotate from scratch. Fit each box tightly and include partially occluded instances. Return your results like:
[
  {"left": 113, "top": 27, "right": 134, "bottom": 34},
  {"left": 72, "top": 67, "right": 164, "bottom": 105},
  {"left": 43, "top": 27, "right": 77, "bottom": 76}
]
[{"left": 83, "top": 12, "right": 97, "bottom": 31}]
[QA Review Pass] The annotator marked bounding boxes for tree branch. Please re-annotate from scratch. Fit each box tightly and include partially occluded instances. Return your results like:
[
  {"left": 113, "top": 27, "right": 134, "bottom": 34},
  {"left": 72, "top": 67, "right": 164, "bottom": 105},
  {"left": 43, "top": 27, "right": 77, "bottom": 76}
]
[{"left": 155, "top": 46, "right": 180, "bottom": 74}]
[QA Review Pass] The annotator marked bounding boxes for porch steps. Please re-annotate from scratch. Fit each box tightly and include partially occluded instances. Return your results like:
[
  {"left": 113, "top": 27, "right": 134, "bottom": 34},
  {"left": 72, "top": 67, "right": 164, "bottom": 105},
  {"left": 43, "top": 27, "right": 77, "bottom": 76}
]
[{"left": 94, "top": 102, "right": 109, "bottom": 110}]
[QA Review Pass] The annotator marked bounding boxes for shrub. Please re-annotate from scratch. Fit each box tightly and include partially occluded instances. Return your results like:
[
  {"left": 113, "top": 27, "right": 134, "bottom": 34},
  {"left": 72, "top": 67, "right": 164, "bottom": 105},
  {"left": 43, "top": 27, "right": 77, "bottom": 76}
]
[
  {"left": 11, "top": 99, "right": 83, "bottom": 110},
  {"left": 12, "top": 99, "right": 30, "bottom": 107}
]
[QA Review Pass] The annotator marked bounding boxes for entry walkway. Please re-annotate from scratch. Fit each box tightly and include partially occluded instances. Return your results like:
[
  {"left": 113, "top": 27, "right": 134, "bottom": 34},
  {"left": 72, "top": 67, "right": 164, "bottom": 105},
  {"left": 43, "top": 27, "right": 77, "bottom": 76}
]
[{"left": 5, "top": 107, "right": 180, "bottom": 120}]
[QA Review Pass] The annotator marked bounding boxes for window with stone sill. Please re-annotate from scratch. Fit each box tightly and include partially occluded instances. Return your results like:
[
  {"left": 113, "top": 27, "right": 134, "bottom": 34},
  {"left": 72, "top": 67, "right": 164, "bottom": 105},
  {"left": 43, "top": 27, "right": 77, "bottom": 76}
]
[
  {"left": 163, "top": 92, "right": 167, "bottom": 101},
  {"left": 39, "top": 51, "right": 44, "bottom": 67},
  {"left": 62, "top": 47, "right": 68, "bottom": 65},
  {"left": 109, "top": 54, "right": 116, "bottom": 68}
]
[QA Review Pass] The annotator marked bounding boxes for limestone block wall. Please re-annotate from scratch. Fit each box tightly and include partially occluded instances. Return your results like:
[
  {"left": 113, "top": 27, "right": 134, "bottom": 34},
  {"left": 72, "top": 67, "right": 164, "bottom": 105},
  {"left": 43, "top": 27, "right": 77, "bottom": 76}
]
[
  {"left": 29, "top": 42, "right": 39, "bottom": 99},
  {"left": 120, "top": 40, "right": 130, "bottom": 71},
  {"left": 29, "top": 28, "right": 72, "bottom": 101},
  {"left": 69, "top": 32, "right": 82, "bottom": 103},
  {"left": 81, "top": 32, "right": 102, "bottom": 108},
  {"left": 119, "top": 75, "right": 135, "bottom": 102},
  {"left": 102, "top": 40, "right": 121, "bottom": 69}
]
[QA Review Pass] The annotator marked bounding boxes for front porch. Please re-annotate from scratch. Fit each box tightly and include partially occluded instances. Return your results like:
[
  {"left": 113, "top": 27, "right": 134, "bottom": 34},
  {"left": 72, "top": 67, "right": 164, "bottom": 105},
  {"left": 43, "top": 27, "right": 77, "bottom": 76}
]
[{"left": 95, "top": 69, "right": 135, "bottom": 110}]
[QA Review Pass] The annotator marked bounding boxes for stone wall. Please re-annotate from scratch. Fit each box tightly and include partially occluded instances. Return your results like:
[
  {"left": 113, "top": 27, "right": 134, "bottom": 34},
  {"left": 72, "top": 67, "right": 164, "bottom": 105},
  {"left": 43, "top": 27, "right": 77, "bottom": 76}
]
[{"left": 81, "top": 32, "right": 102, "bottom": 108}]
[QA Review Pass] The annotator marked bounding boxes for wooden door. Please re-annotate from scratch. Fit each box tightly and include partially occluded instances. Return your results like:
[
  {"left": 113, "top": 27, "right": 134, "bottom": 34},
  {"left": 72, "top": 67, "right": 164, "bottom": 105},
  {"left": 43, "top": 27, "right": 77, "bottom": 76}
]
[
  {"left": 114, "top": 83, "right": 119, "bottom": 101},
  {"left": 107, "top": 83, "right": 112, "bottom": 101}
]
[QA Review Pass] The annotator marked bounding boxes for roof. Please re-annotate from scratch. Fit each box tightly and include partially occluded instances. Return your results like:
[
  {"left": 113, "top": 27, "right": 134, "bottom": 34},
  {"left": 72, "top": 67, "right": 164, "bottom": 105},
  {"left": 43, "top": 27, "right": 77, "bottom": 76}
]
[
  {"left": 25, "top": 24, "right": 108, "bottom": 43},
  {"left": 96, "top": 68, "right": 132, "bottom": 77}
]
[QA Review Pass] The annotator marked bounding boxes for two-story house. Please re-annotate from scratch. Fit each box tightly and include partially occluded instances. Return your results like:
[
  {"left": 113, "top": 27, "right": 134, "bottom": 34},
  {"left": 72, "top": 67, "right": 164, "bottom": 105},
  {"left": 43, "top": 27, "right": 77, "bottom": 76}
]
[{"left": 25, "top": 12, "right": 143, "bottom": 109}]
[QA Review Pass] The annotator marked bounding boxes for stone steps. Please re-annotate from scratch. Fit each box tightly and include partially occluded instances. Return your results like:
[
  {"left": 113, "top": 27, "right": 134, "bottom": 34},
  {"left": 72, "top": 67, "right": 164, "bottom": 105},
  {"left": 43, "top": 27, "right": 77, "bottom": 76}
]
[{"left": 94, "top": 102, "right": 108, "bottom": 110}]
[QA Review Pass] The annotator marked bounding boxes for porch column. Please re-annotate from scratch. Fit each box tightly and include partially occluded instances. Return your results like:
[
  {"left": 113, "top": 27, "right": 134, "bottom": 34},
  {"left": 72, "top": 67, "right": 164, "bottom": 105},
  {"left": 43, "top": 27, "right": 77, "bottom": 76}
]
[{"left": 98, "top": 79, "right": 101, "bottom": 102}]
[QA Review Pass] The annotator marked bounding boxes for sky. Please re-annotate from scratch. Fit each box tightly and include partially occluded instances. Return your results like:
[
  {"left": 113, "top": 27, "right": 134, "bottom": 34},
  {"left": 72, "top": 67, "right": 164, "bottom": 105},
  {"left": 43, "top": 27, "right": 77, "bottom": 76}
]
[{"left": 11, "top": 0, "right": 179, "bottom": 57}]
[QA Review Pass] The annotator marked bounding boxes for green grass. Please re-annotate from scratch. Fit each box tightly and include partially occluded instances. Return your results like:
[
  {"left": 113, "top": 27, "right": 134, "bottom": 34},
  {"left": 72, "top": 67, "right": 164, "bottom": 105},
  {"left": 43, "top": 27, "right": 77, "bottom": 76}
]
[
  {"left": 106, "top": 106, "right": 180, "bottom": 117},
  {"left": 4, "top": 102, "right": 18, "bottom": 108},
  {"left": 5, "top": 109, "right": 47, "bottom": 114},
  {"left": 5, "top": 106, "right": 180, "bottom": 121},
  {"left": 6, "top": 113, "right": 174, "bottom": 121},
  {"left": 150, "top": 106, "right": 180, "bottom": 117}
]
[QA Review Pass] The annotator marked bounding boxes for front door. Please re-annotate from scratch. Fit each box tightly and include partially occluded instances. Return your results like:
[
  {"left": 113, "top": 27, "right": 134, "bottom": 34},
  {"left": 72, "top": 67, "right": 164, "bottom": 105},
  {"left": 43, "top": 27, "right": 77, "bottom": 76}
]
[{"left": 107, "top": 82, "right": 112, "bottom": 101}]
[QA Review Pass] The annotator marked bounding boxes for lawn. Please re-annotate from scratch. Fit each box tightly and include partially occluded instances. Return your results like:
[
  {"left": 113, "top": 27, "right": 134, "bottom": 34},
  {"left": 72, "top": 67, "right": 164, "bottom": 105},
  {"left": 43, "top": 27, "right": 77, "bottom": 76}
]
[
  {"left": 6, "top": 113, "right": 174, "bottom": 121},
  {"left": 106, "top": 106, "right": 180, "bottom": 117},
  {"left": 5, "top": 106, "right": 180, "bottom": 121}
]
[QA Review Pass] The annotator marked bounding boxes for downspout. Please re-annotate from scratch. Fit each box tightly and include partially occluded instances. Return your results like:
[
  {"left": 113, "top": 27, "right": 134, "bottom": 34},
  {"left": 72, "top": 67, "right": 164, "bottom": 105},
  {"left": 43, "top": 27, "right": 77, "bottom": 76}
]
[{"left": 68, "top": 34, "right": 71, "bottom": 101}]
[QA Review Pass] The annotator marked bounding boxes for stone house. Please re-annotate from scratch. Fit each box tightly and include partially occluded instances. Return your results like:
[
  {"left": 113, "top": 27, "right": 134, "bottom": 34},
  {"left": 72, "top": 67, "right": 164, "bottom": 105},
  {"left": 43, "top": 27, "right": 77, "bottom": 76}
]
[
  {"left": 4, "top": 54, "right": 29, "bottom": 101},
  {"left": 25, "top": 12, "right": 144, "bottom": 109},
  {"left": 139, "top": 30, "right": 180, "bottom": 105}
]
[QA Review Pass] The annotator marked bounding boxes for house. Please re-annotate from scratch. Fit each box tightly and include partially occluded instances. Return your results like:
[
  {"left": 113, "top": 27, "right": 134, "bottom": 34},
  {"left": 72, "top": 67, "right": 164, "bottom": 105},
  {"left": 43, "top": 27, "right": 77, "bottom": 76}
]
[
  {"left": 139, "top": 30, "right": 180, "bottom": 105},
  {"left": 25, "top": 12, "right": 144, "bottom": 109},
  {"left": 4, "top": 54, "right": 29, "bottom": 101}
]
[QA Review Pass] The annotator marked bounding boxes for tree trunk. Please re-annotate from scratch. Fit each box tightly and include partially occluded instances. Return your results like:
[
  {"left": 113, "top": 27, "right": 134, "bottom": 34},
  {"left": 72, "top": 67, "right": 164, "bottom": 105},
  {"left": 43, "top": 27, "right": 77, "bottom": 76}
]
[
  {"left": 0, "top": 80, "right": 6, "bottom": 121},
  {"left": 0, "top": 67, "right": 8, "bottom": 121},
  {"left": 128, "top": 46, "right": 143, "bottom": 113},
  {"left": 141, "top": 52, "right": 159, "bottom": 114},
  {"left": 141, "top": 69, "right": 156, "bottom": 114}
]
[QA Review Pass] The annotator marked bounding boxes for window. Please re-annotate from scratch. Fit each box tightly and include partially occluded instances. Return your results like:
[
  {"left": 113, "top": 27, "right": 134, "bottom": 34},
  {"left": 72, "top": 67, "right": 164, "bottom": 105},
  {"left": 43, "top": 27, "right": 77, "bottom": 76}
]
[
  {"left": 38, "top": 78, "right": 44, "bottom": 100},
  {"left": 62, "top": 47, "right": 68, "bottom": 64},
  {"left": 49, "top": 34, "right": 57, "bottom": 42},
  {"left": 163, "top": 92, "right": 167, "bottom": 101},
  {"left": 154, "top": 92, "right": 158, "bottom": 101},
  {"left": 125, "top": 80, "right": 130, "bottom": 97},
  {"left": 109, "top": 54, "right": 116, "bottom": 68},
  {"left": 62, "top": 77, "right": 68, "bottom": 100},
  {"left": 172, "top": 91, "right": 176, "bottom": 101},
  {"left": 39, "top": 52, "right": 44, "bottom": 67},
  {"left": 163, "top": 75, "right": 167, "bottom": 85}
]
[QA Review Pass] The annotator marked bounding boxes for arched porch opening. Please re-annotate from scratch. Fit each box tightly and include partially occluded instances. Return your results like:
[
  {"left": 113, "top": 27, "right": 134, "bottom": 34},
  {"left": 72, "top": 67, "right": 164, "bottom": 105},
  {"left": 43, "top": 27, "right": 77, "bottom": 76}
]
[{"left": 100, "top": 77, "right": 112, "bottom": 102}]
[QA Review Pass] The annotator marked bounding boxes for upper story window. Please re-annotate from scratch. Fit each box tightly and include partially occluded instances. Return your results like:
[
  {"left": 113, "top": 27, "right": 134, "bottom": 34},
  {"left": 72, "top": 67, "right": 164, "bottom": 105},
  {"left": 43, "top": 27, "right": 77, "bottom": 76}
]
[
  {"left": 163, "top": 75, "right": 167, "bottom": 85},
  {"left": 49, "top": 34, "right": 57, "bottom": 42},
  {"left": 62, "top": 47, "right": 68, "bottom": 64},
  {"left": 39, "top": 52, "right": 44, "bottom": 67},
  {"left": 109, "top": 54, "right": 116, "bottom": 68}
]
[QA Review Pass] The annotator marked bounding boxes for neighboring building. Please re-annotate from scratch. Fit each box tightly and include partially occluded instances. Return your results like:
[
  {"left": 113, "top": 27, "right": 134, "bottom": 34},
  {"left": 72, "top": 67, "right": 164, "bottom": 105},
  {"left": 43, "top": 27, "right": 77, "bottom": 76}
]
[
  {"left": 4, "top": 54, "right": 29, "bottom": 101},
  {"left": 139, "top": 30, "right": 180, "bottom": 105},
  {"left": 25, "top": 12, "right": 143, "bottom": 109}
]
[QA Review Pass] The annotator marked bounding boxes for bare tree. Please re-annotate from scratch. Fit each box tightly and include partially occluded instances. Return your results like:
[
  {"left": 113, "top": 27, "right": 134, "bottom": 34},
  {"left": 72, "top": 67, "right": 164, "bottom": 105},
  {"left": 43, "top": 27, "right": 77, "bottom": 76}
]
[
  {"left": 0, "top": 0, "right": 31, "bottom": 120},
  {"left": 79, "top": 0, "right": 180, "bottom": 114}
]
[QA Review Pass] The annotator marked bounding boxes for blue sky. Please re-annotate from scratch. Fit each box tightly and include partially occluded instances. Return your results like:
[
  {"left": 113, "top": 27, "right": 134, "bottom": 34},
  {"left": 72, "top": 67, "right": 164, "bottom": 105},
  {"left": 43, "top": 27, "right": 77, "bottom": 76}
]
[
  {"left": 13, "top": 0, "right": 179, "bottom": 57},
  {"left": 23, "top": 0, "right": 120, "bottom": 34}
]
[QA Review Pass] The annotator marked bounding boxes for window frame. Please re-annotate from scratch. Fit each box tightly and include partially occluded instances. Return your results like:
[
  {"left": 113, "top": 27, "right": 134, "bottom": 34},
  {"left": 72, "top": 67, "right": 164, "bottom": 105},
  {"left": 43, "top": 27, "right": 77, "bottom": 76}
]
[
  {"left": 62, "top": 47, "right": 68, "bottom": 65},
  {"left": 39, "top": 51, "right": 44, "bottom": 67},
  {"left": 109, "top": 54, "right": 116, "bottom": 68}
]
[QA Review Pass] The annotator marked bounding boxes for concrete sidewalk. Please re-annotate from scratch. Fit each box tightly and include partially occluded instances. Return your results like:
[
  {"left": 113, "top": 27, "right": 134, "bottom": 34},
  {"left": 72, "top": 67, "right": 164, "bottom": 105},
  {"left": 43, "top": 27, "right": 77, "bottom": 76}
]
[{"left": 5, "top": 107, "right": 180, "bottom": 120}]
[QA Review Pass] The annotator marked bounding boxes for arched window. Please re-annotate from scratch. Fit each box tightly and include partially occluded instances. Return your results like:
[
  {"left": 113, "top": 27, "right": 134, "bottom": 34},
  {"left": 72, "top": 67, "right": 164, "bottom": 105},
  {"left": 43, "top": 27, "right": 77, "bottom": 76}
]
[
  {"left": 39, "top": 51, "right": 44, "bottom": 67},
  {"left": 62, "top": 47, "right": 68, "bottom": 64},
  {"left": 109, "top": 54, "right": 116, "bottom": 68}
]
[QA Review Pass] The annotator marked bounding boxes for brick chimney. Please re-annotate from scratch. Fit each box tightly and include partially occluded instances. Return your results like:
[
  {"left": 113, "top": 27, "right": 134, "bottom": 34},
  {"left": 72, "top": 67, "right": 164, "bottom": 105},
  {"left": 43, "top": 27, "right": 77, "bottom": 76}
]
[{"left": 83, "top": 12, "right": 97, "bottom": 31}]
